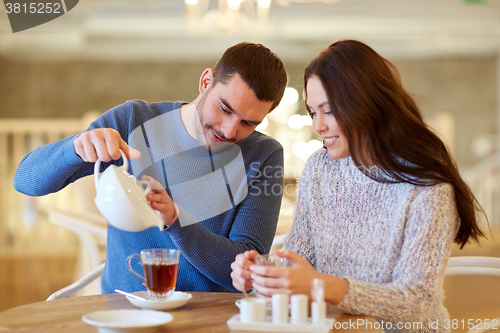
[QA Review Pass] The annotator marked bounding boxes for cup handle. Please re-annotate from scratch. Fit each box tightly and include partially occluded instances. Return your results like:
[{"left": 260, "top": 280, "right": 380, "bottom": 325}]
[
  {"left": 126, "top": 253, "right": 145, "bottom": 283},
  {"left": 94, "top": 149, "right": 129, "bottom": 192},
  {"left": 137, "top": 180, "right": 152, "bottom": 195}
]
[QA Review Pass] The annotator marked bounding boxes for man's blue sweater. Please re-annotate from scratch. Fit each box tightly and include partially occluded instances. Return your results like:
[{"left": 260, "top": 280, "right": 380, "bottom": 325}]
[{"left": 14, "top": 100, "right": 284, "bottom": 293}]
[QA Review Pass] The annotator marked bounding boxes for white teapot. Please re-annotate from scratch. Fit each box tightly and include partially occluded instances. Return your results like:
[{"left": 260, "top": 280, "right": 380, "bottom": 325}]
[{"left": 94, "top": 149, "right": 164, "bottom": 231}]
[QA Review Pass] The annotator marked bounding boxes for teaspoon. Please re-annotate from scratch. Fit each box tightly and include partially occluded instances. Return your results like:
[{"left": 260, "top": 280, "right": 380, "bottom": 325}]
[{"left": 114, "top": 289, "right": 147, "bottom": 301}]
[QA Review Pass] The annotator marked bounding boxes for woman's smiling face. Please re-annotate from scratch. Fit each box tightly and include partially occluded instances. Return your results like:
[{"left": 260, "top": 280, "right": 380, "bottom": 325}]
[{"left": 306, "top": 75, "right": 350, "bottom": 160}]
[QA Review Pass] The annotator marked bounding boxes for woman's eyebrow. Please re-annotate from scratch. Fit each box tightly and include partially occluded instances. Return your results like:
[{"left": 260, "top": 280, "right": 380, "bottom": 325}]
[{"left": 306, "top": 101, "right": 329, "bottom": 110}]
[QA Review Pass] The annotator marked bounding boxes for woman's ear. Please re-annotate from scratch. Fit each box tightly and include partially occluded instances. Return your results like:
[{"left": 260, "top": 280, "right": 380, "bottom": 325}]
[{"left": 199, "top": 68, "right": 214, "bottom": 94}]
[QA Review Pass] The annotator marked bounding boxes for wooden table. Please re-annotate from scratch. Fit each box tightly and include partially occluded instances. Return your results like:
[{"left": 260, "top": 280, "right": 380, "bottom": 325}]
[{"left": 0, "top": 292, "right": 381, "bottom": 332}]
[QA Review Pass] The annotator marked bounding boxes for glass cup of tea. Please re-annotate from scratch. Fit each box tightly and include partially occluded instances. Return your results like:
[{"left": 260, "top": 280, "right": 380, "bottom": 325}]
[
  {"left": 254, "top": 254, "right": 294, "bottom": 267},
  {"left": 253, "top": 254, "right": 294, "bottom": 299},
  {"left": 126, "top": 248, "right": 180, "bottom": 299}
]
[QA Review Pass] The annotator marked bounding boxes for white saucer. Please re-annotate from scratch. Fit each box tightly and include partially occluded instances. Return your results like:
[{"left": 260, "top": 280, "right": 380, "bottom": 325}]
[
  {"left": 126, "top": 291, "right": 193, "bottom": 311},
  {"left": 82, "top": 309, "right": 173, "bottom": 333}
]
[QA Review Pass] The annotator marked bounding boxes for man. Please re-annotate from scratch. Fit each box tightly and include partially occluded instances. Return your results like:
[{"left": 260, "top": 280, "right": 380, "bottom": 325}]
[{"left": 14, "top": 42, "right": 287, "bottom": 293}]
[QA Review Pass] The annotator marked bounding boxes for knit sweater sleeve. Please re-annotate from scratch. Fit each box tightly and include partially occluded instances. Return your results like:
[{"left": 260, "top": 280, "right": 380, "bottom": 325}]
[
  {"left": 285, "top": 156, "right": 316, "bottom": 266},
  {"left": 164, "top": 146, "right": 284, "bottom": 291},
  {"left": 336, "top": 183, "right": 458, "bottom": 325},
  {"left": 13, "top": 102, "right": 134, "bottom": 196}
]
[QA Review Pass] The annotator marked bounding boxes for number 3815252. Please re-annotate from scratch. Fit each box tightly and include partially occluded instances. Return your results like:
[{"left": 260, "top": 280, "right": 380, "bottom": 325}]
[{"left": 5, "top": 3, "right": 62, "bottom": 14}]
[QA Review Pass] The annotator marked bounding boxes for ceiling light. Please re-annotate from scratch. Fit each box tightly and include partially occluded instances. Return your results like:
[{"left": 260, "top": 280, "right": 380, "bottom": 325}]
[
  {"left": 292, "top": 141, "right": 309, "bottom": 161},
  {"left": 282, "top": 87, "right": 299, "bottom": 105},
  {"left": 256, "top": 116, "right": 269, "bottom": 131},
  {"left": 288, "top": 114, "right": 312, "bottom": 130},
  {"left": 184, "top": 0, "right": 339, "bottom": 33},
  {"left": 185, "top": 0, "right": 270, "bottom": 33},
  {"left": 258, "top": 0, "right": 271, "bottom": 8},
  {"left": 288, "top": 114, "right": 305, "bottom": 130},
  {"left": 228, "top": 0, "right": 243, "bottom": 10},
  {"left": 307, "top": 139, "right": 323, "bottom": 153}
]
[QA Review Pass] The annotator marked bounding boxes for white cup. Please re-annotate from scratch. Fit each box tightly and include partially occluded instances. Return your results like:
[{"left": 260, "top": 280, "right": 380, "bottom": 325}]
[
  {"left": 311, "top": 301, "right": 326, "bottom": 326},
  {"left": 239, "top": 298, "right": 266, "bottom": 323},
  {"left": 291, "top": 294, "right": 308, "bottom": 325},
  {"left": 272, "top": 294, "right": 289, "bottom": 324}
]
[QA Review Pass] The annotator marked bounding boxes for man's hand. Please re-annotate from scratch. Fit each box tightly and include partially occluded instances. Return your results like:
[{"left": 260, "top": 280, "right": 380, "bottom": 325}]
[
  {"left": 74, "top": 128, "right": 140, "bottom": 162},
  {"left": 230, "top": 250, "right": 260, "bottom": 292},
  {"left": 142, "top": 175, "right": 179, "bottom": 227}
]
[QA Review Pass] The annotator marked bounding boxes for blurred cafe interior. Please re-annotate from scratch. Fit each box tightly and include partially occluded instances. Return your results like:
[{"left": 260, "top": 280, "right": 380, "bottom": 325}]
[{"left": 0, "top": 0, "right": 500, "bottom": 328}]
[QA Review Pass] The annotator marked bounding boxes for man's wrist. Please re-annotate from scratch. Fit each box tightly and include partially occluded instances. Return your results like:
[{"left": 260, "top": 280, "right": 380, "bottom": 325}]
[{"left": 163, "top": 203, "right": 180, "bottom": 229}]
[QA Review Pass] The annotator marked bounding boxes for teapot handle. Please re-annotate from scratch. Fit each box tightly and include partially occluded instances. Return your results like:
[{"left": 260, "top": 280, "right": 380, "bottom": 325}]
[
  {"left": 137, "top": 180, "right": 152, "bottom": 195},
  {"left": 94, "top": 149, "right": 129, "bottom": 191}
]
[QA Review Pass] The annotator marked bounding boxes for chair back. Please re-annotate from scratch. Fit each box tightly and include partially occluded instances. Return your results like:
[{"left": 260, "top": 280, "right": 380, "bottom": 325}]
[{"left": 444, "top": 256, "right": 500, "bottom": 333}]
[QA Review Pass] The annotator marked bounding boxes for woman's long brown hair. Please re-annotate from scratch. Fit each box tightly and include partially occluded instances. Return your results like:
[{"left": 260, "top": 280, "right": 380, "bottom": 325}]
[{"left": 304, "top": 40, "right": 486, "bottom": 248}]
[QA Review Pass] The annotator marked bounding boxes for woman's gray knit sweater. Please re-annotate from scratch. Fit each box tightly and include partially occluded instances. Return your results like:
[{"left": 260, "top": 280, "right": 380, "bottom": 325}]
[{"left": 286, "top": 150, "right": 458, "bottom": 333}]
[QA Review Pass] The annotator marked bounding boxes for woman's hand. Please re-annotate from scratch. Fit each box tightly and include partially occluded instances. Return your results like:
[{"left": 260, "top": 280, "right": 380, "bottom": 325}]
[
  {"left": 249, "top": 250, "right": 320, "bottom": 301},
  {"left": 250, "top": 250, "right": 350, "bottom": 305},
  {"left": 141, "top": 175, "right": 178, "bottom": 227},
  {"left": 230, "top": 250, "right": 260, "bottom": 292}
]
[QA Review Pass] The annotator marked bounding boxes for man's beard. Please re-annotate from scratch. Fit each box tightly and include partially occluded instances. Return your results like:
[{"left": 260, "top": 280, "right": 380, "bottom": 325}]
[
  {"left": 194, "top": 94, "right": 209, "bottom": 148},
  {"left": 195, "top": 90, "right": 236, "bottom": 153}
]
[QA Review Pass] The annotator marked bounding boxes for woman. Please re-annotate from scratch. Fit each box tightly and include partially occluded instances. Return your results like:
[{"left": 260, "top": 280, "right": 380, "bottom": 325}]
[{"left": 230, "top": 40, "right": 486, "bottom": 332}]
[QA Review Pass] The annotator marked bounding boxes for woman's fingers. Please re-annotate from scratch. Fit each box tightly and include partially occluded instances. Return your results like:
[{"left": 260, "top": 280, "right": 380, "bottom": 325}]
[
  {"left": 276, "top": 249, "right": 308, "bottom": 265},
  {"left": 249, "top": 251, "right": 321, "bottom": 299},
  {"left": 250, "top": 266, "right": 292, "bottom": 299},
  {"left": 252, "top": 282, "right": 290, "bottom": 299},
  {"left": 251, "top": 272, "right": 289, "bottom": 289},
  {"left": 250, "top": 265, "right": 290, "bottom": 278}
]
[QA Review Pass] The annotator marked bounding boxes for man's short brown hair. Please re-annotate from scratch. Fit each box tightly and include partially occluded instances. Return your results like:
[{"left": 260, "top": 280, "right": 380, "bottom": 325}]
[{"left": 213, "top": 42, "right": 287, "bottom": 111}]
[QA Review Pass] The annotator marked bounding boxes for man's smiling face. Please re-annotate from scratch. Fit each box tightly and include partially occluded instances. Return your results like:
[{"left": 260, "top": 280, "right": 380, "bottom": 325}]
[{"left": 195, "top": 73, "right": 273, "bottom": 150}]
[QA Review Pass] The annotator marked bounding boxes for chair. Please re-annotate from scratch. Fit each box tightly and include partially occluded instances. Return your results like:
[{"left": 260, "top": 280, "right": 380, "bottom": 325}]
[
  {"left": 46, "top": 232, "right": 290, "bottom": 301},
  {"left": 444, "top": 256, "right": 500, "bottom": 333},
  {"left": 445, "top": 256, "right": 500, "bottom": 276},
  {"left": 270, "top": 233, "right": 288, "bottom": 254},
  {"left": 47, "top": 208, "right": 107, "bottom": 296},
  {"left": 46, "top": 263, "right": 105, "bottom": 301}
]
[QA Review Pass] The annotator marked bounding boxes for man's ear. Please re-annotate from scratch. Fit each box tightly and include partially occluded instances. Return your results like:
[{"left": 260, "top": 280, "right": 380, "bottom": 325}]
[{"left": 199, "top": 69, "right": 214, "bottom": 94}]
